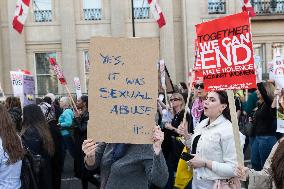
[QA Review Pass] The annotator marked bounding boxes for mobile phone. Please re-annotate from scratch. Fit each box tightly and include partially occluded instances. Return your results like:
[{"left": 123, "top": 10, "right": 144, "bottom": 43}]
[{"left": 180, "top": 152, "right": 194, "bottom": 161}]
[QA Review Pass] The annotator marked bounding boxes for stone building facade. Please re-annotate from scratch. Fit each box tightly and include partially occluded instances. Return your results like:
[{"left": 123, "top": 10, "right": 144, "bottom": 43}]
[{"left": 0, "top": 0, "right": 283, "bottom": 95}]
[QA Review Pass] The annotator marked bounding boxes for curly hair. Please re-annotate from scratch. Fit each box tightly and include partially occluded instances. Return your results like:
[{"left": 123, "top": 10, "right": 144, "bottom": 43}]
[
  {"left": 5, "top": 96, "right": 21, "bottom": 110},
  {"left": 0, "top": 104, "right": 24, "bottom": 164},
  {"left": 271, "top": 140, "right": 284, "bottom": 189}
]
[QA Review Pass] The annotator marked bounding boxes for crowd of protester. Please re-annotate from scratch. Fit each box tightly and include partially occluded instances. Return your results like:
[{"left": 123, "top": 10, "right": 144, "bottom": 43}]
[{"left": 0, "top": 78, "right": 283, "bottom": 189}]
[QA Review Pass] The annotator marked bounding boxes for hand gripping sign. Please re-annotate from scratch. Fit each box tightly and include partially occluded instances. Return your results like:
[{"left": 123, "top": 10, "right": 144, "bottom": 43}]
[{"left": 195, "top": 12, "right": 256, "bottom": 91}]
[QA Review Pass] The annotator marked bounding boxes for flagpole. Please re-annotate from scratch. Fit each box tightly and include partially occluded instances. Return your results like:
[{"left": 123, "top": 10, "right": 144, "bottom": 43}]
[{"left": 131, "top": 0, "right": 136, "bottom": 37}]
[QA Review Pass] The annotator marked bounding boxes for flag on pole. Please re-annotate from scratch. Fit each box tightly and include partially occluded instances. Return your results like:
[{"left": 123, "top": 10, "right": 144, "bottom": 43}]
[
  {"left": 148, "top": 0, "right": 166, "bottom": 28},
  {"left": 242, "top": 0, "right": 256, "bottom": 17},
  {"left": 12, "top": 0, "right": 31, "bottom": 33},
  {"left": 49, "top": 58, "right": 67, "bottom": 85}
]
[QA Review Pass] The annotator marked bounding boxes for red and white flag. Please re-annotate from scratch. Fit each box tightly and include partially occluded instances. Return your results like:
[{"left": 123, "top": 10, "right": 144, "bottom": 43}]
[
  {"left": 242, "top": 0, "right": 256, "bottom": 17},
  {"left": 148, "top": 0, "right": 166, "bottom": 28},
  {"left": 49, "top": 57, "right": 67, "bottom": 85},
  {"left": 12, "top": 0, "right": 30, "bottom": 33}
]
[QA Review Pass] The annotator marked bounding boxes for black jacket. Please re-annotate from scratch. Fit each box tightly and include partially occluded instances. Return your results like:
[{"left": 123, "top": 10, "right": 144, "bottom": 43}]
[
  {"left": 73, "top": 111, "right": 92, "bottom": 178},
  {"left": 254, "top": 83, "right": 276, "bottom": 136},
  {"left": 22, "top": 127, "right": 53, "bottom": 189}
]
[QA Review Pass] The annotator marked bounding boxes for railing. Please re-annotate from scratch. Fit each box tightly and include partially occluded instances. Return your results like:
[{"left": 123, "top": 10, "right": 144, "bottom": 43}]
[
  {"left": 251, "top": 0, "right": 284, "bottom": 15},
  {"left": 83, "top": 8, "right": 102, "bottom": 21},
  {"left": 34, "top": 10, "right": 52, "bottom": 22},
  {"left": 133, "top": 7, "right": 150, "bottom": 19},
  {"left": 208, "top": 1, "right": 226, "bottom": 14}
]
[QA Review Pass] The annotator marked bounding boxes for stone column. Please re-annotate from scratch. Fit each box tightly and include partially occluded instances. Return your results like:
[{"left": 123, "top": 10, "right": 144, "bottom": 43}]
[
  {"left": 110, "top": 0, "right": 126, "bottom": 37},
  {"left": 185, "top": 0, "right": 201, "bottom": 72},
  {"left": 159, "top": 0, "right": 176, "bottom": 83},
  {"left": 7, "top": 0, "right": 27, "bottom": 71},
  {"left": 266, "top": 42, "right": 273, "bottom": 74},
  {"left": 0, "top": 25, "right": 3, "bottom": 90},
  {"left": 59, "top": 0, "right": 78, "bottom": 92},
  {"left": 182, "top": 0, "right": 189, "bottom": 81}
]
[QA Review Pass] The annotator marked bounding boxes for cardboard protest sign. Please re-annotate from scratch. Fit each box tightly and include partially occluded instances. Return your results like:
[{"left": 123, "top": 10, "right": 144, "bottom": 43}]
[
  {"left": 74, "top": 77, "right": 82, "bottom": 100},
  {"left": 195, "top": 12, "right": 256, "bottom": 91},
  {"left": 23, "top": 75, "right": 35, "bottom": 106},
  {"left": 88, "top": 37, "right": 159, "bottom": 144},
  {"left": 10, "top": 71, "right": 24, "bottom": 103}
]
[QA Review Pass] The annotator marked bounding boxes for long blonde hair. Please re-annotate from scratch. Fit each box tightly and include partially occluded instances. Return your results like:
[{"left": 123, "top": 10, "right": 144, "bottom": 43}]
[{"left": 170, "top": 93, "right": 185, "bottom": 115}]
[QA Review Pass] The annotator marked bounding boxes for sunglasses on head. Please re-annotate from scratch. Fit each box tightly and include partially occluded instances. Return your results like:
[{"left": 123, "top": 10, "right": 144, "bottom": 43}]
[
  {"left": 194, "top": 83, "right": 204, "bottom": 89},
  {"left": 170, "top": 98, "right": 181, "bottom": 102}
]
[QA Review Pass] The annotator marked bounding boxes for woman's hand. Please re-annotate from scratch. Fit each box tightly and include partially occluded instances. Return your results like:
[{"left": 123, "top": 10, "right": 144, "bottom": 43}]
[
  {"left": 176, "top": 121, "right": 191, "bottom": 140},
  {"left": 165, "top": 123, "right": 177, "bottom": 132},
  {"left": 153, "top": 126, "right": 164, "bottom": 155},
  {"left": 274, "top": 88, "right": 282, "bottom": 97},
  {"left": 188, "top": 154, "right": 206, "bottom": 169},
  {"left": 234, "top": 165, "right": 249, "bottom": 179},
  {"left": 82, "top": 139, "right": 97, "bottom": 166},
  {"left": 74, "top": 109, "right": 82, "bottom": 118}
]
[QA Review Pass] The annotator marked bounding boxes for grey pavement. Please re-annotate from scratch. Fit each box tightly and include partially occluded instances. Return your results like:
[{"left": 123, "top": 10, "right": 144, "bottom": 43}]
[{"left": 61, "top": 152, "right": 98, "bottom": 189}]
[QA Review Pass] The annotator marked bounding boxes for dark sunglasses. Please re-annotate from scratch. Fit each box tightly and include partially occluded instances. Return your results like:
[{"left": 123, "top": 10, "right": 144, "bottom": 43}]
[
  {"left": 170, "top": 98, "right": 181, "bottom": 102},
  {"left": 194, "top": 83, "right": 204, "bottom": 89}
]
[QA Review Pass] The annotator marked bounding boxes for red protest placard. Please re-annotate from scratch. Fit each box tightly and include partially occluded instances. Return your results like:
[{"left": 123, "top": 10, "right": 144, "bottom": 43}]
[
  {"left": 195, "top": 12, "right": 256, "bottom": 91},
  {"left": 49, "top": 57, "right": 67, "bottom": 85}
]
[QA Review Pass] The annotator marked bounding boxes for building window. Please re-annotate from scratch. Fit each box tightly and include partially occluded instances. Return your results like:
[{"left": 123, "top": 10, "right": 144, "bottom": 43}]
[
  {"left": 84, "top": 51, "right": 90, "bottom": 91},
  {"left": 208, "top": 0, "right": 226, "bottom": 14},
  {"left": 33, "top": 0, "right": 52, "bottom": 22},
  {"left": 133, "top": 0, "right": 150, "bottom": 19},
  {"left": 272, "top": 43, "right": 284, "bottom": 57},
  {"left": 83, "top": 0, "right": 102, "bottom": 21},
  {"left": 253, "top": 43, "right": 267, "bottom": 77},
  {"left": 35, "top": 52, "right": 58, "bottom": 95},
  {"left": 251, "top": 0, "right": 284, "bottom": 15}
]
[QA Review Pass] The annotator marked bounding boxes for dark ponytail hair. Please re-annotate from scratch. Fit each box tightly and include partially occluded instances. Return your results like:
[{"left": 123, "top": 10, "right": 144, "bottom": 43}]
[
  {"left": 271, "top": 140, "right": 284, "bottom": 189},
  {"left": 80, "top": 95, "right": 88, "bottom": 109},
  {"left": 215, "top": 91, "right": 231, "bottom": 122}
]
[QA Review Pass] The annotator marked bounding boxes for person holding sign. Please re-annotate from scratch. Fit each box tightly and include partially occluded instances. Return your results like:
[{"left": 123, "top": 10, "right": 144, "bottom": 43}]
[
  {"left": 250, "top": 81, "right": 277, "bottom": 171},
  {"left": 178, "top": 91, "right": 244, "bottom": 188},
  {"left": 235, "top": 137, "right": 284, "bottom": 189},
  {"left": 73, "top": 96, "right": 100, "bottom": 189},
  {"left": 82, "top": 126, "right": 168, "bottom": 189},
  {"left": 163, "top": 93, "right": 190, "bottom": 189}
]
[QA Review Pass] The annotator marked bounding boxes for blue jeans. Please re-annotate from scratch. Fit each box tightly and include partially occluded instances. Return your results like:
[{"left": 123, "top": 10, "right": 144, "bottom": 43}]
[
  {"left": 250, "top": 136, "right": 276, "bottom": 171},
  {"left": 61, "top": 135, "right": 75, "bottom": 171}
]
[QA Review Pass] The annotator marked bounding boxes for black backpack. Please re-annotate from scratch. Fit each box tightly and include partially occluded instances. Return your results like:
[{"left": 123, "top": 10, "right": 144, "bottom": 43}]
[{"left": 20, "top": 142, "right": 45, "bottom": 189}]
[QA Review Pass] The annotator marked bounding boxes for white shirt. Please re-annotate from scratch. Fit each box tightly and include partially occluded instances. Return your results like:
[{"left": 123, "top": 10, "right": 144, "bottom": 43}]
[{"left": 186, "top": 115, "right": 245, "bottom": 180}]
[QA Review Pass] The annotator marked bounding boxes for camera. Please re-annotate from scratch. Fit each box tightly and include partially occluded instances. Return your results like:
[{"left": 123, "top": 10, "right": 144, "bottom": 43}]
[{"left": 180, "top": 152, "right": 194, "bottom": 161}]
